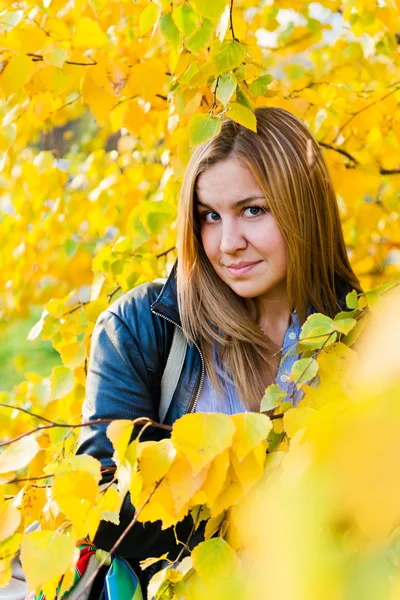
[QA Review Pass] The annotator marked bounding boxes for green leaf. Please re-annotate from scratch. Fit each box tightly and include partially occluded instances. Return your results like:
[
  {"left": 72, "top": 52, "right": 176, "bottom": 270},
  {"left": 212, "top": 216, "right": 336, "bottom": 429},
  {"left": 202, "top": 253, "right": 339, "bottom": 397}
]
[
  {"left": 290, "top": 357, "right": 319, "bottom": 385},
  {"left": 235, "top": 85, "right": 253, "bottom": 109},
  {"left": 214, "top": 72, "right": 236, "bottom": 104},
  {"left": 212, "top": 40, "right": 247, "bottom": 76},
  {"left": 226, "top": 102, "right": 257, "bottom": 132},
  {"left": 173, "top": 4, "right": 199, "bottom": 38},
  {"left": 160, "top": 13, "right": 181, "bottom": 50},
  {"left": 346, "top": 289, "right": 359, "bottom": 309},
  {"left": 192, "top": 538, "right": 237, "bottom": 583},
  {"left": 341, "top": 316, "right": 368, "bottom": 347},
  {"left": 181, "top": 62, "right": 200, "bottom": 85},
  {"left": 298, "top": 313, "right": 336, "bottom": 351},
  {"left": 188, "top": 113, "right": 221, "bottom": 145},
  {"left": 234, "top": 64, "right": 246, "bottom": 81},
  {"left": 50, "top": 366, "right": 74, "bottom": 400},
  {"left": 186, "top": 18, "right": 213, "bottom": 53},
  {"left": 332, "top": 318, "right": 357, "bottom": 335},
  {"left": 190, "top": 0, "right": 227, "bottom": 23},
  {"left": 139, "top": 3, "right": 159, "bottom": 35},
  {"left": 261, "top": 384, "right": 287, "bottom": 412},
  {"left": 248, "top": 74, "right": 273, "bottom": 97}
]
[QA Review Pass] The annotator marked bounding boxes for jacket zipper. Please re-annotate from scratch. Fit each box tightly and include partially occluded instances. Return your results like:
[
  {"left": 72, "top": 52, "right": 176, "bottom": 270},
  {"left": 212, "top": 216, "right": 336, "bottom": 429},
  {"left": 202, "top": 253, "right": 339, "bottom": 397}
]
[{"left": 150, "top": 309, "right": 205, "bottom": 414}]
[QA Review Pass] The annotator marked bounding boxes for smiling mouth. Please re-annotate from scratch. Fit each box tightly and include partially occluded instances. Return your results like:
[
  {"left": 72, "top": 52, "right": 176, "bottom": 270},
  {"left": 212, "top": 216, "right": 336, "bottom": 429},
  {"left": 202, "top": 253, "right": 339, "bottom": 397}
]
[{"left": 225, "top": 262, "right": 261, "bottom": 276}]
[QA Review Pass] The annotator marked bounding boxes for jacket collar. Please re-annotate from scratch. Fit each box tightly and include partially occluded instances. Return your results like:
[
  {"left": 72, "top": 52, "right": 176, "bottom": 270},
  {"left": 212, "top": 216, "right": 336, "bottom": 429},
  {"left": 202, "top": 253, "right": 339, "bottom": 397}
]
[{"left": 151, "top": 260, "right": 181, "bottom": 326}]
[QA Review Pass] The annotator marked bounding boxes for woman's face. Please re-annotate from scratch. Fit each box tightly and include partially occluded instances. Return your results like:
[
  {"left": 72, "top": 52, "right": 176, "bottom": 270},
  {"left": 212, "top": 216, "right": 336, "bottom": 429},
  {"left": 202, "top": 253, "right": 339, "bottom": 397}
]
[{"left": 195, "top": 158, "right": 288, "bottom": 304}]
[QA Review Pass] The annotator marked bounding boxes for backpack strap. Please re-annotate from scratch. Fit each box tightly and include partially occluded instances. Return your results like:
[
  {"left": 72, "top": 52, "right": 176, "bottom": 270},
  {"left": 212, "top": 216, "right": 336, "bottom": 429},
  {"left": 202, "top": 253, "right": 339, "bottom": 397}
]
[
  {"left": 159, "top": 325, "right": 187, "bottom": 423},
  {"left": 153, "top": 278, "right": 188, "bottom": 423}
]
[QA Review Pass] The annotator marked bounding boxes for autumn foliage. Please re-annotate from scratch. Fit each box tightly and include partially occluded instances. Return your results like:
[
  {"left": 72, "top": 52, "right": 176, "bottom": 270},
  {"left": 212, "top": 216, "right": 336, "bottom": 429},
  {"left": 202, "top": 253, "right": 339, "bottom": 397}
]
[{"left": 1, "top": 0, "right": 400, "bottom": 598}]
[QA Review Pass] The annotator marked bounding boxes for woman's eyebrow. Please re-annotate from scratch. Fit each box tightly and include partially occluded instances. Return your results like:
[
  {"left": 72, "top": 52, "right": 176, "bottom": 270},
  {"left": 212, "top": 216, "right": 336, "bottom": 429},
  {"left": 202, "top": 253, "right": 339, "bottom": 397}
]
[{"left": 196, "top": 195, "right": 265, "bottom": 210}]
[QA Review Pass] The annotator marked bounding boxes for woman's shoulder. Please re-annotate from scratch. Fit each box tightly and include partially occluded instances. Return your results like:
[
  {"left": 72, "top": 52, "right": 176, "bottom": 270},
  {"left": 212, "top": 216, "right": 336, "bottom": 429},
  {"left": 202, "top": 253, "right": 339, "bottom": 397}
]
[{"left": 100, "top": 280, "right": 166, "bottom": 333}]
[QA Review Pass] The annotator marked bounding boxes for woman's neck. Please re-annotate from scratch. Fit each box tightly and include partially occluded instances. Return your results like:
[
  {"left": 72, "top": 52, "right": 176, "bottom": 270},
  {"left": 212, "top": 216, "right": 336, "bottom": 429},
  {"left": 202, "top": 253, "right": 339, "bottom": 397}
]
[{"left": 258, "top": 298, "right": 293, "bottom": 348}]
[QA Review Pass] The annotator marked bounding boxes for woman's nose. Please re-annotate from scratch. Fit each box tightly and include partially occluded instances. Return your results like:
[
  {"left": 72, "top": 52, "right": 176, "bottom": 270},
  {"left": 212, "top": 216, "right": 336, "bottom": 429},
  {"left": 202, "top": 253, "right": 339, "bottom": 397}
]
[{"left": 219, "top": 221, "right": 248, "bottom": 254}]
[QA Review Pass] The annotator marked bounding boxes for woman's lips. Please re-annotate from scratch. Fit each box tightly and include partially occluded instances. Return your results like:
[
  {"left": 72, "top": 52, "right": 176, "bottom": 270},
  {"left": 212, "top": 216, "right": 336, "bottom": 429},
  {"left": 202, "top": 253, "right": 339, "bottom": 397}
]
[{"left": 226, "top": 261, "right": 261, "bottom": 276}]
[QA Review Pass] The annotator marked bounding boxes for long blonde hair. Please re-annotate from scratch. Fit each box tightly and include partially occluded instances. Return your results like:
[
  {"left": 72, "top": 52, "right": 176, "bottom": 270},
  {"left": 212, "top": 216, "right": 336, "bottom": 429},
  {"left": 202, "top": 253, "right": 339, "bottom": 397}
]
[{"left": 177, "top": 106, "right": 362, "bottom": 411}]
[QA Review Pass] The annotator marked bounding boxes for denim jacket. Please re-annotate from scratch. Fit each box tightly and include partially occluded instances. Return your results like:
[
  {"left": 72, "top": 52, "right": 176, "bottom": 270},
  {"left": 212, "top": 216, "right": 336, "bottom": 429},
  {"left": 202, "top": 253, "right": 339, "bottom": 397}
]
[{"left": 76, "top": 259, "right": 352, "bottom": 572}]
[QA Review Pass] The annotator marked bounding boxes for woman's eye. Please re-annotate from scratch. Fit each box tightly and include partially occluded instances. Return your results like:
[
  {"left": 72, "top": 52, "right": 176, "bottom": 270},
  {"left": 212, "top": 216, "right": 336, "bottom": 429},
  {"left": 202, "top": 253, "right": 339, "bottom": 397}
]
[
  {"left": 203, "top": 211, "right": 220, "bottom": 223},
  {"left": 243, "top": 206, "right": 264, "bottom": 217}
]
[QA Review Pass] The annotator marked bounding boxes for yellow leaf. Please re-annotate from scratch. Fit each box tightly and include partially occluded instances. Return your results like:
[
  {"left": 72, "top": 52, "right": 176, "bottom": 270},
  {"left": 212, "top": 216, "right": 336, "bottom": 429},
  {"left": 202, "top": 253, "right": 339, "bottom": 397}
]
[
  {"left": 53, "top": 454, "right": 102, "bottom": 483},
  {"left": 1, "top": 23, "right": 47, "bottom": 54},
  {"left": 201, "top": 449, "right": 230, "bottom": 507},
  {"left": 209, "top": 471, "right": 242, "bottom": 517},
  {"left": 283, "top": 406, "right": 316, "bottom": 439},
  {"left": 98, "top": 486, "right": 120, "bottom": 524},
  {"left": 59, "top": 341, "right": 86, "bottom": 369},
  {"left": 0, "top": 54, "right": 35, "bottom": 96},
  {"left": 129, "top": 469, "right": 143, "bottom": 505},
  {"left": 125, "top": 59, "right": 166, "bottom": 100},
  {"left": 45, "top": 17, "right": 71, "bottom": 41},
  {"left": 0, "top": 533, "right": 22, "bottom": 588},
  {"left": 171, "top": 413, "right": 235, "bottom": 475},
  {"left": 53, "top": 470, "right": 99, "bottom": 507},
  {"left": 138, "top": 439, "right": 176, "bottom": 488},
  {"left": 106, "top": 419, "right": 134, "bottom": 467},
  {"left": 72, "top": 17, "right": 109, "bottom": 48},
  {"left": 0, "top": 123, "right": 16, "bottom": 151},
  {"left": 81, "top": 71, "right": 117, "bottom": 125},
  {"left": 231, "top": 442, "right": 267, "bottom": 493},
  {"left": 123, "top": 103, "right": 147, "bottom": 136},
  {"left": 20, "top": 530, "right": 76, "bottom": 592},
  {"left": 227, "top": 102, "right": 257, "bottom": 132},
  {"left": 138, "top": 453, "right": 208, "bottom": 527},
  {"left": 204, "top": 512, "right": 225, "bottom": 540},
  {"left": 88, "top": 0, "right": 108, "bottom": 18},
  {"left": 22, "top": 486, "right": 47, "bottom": 522},
  {"left": 39, "top": 66, "right": 73, "bottom": 95},
  {"left": 231, "top": 413, "right": 272, "bottom": 461},
  {"left": 53, "top": 470, "right": 101, "bottom": 537},
  {"left": 0, "top": 502, "right": 20, "bottom": 542},
  {"left": 43, "top": 47, "right": 69, "bottom": 68},
  {"left": 0, "top": 437, "right": 40, "bottom": 474}
]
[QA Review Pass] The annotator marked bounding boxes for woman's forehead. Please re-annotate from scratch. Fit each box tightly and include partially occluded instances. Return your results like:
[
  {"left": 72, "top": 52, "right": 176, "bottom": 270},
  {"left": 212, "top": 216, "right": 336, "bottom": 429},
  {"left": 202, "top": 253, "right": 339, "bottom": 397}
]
[{"left": 195, "top": 160, "right": 264, "bottom": 204}]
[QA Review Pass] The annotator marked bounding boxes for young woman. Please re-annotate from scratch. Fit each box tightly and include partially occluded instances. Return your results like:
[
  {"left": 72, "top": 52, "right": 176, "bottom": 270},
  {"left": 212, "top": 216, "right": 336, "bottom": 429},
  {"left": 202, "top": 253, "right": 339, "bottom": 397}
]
[{"left": 76, "top": 106, "right": 362, "bottom": 590}]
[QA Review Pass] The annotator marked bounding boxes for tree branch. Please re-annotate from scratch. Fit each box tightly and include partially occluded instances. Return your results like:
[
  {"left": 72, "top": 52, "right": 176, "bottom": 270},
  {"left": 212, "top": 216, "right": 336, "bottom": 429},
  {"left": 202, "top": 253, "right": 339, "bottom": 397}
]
[{"left": 0, "top": 415, "right": 172, "bottom": 448}]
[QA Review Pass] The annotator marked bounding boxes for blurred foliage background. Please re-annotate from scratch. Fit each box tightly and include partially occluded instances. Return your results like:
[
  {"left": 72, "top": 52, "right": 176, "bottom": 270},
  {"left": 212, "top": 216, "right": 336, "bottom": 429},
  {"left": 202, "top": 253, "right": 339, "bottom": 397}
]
[{"left": 1, "top": 0, "right": 400, "bottom": 596}]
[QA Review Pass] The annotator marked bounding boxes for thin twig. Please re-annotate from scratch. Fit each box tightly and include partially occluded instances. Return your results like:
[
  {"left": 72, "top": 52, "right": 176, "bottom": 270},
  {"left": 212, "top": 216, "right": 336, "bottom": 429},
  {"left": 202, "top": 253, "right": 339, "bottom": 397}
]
[
  {"left": 27, "top": 53, "right": 97, "bottom": 66},
  {"left": 331, "top": 84, "right": 400, "bottom": 145},
  {"left": 229, "top": 0, "right": 237, "bottom": 41},
  {"left": 0, "top": 417, "right": 172, "bottom": 448},
  {"left": 0, "top": 402, "right": 56, "bottom": 425},
  {"left": 107, "top": 286, "right": 121, "bottom": 302},
  {"left": 157, "top": 246, "right": 176, "bottom": 259}
]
